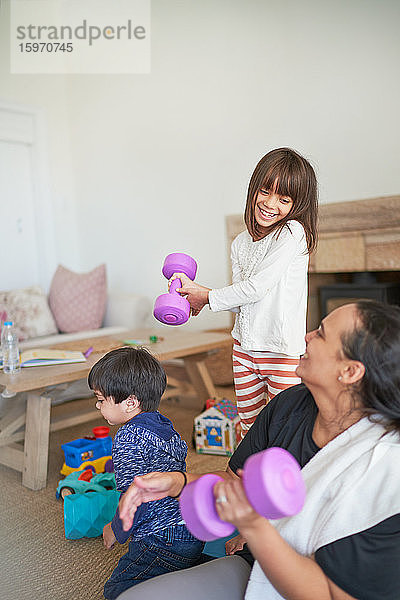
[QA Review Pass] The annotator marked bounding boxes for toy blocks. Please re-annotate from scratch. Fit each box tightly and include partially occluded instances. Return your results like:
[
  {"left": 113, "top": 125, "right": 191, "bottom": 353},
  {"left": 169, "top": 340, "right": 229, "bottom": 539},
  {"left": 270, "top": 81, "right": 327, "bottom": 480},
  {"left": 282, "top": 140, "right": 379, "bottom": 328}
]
[{"left": 194, "top": 398, "right": 241, "bottom": 456}]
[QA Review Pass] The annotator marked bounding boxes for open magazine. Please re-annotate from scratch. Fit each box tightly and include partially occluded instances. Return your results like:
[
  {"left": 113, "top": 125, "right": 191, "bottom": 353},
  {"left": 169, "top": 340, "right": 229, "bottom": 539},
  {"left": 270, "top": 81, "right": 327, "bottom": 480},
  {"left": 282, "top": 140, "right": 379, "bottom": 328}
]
[{"left": 0, "top": 348, "right": 86, "bottom": 368}]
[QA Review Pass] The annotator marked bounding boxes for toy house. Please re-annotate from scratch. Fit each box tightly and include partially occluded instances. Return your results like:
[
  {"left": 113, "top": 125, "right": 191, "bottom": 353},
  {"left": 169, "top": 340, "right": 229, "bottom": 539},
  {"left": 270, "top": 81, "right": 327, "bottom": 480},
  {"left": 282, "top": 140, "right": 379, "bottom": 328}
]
[{"left": 194, "top": 398, "right": 241, "bottom": 456}]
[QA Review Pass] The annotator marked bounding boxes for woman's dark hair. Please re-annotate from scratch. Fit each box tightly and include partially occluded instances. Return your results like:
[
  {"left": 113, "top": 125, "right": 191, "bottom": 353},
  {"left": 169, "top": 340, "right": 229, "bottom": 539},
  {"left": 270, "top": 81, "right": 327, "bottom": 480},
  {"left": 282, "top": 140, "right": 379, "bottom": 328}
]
[
  {"left": 88, "top": 347, "right": 167, "bottom": 411},
  {"left": 244, "top": 147, "right": 318, "bottom": 252},
  {"left": 341, "top": 299, "right": 400, "bottom": 434}
]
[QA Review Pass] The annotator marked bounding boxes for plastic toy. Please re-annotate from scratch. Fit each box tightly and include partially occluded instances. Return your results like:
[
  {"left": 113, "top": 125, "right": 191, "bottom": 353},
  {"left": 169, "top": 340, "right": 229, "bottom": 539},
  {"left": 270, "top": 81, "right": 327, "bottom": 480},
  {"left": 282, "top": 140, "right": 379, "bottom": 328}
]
[
  {"left": 179, "top": 447, "right": 306, "bottom": 541},
  {"left": 56, "top": 469, "right": 116, "bottom": 499},
  {"left": 60, "top": 426, "right": 113, "bottom": 475},
  {"left": 63, "top": 489, "right": 120, "bottom": 539},
  {"left": 153, "top": 253, "right": 197, "bottom": 325},
  {"left": 61, "top": 455, "right": 113, "bottom": 476},
  {"left": 57, "top": 469, "right": 118, "bottom": 539},
  {"left": 194, "top": 398, "right": 241, "bottom": 456},
  {"left": 92, "top": 426, "right": 109, "bottom": 438}
]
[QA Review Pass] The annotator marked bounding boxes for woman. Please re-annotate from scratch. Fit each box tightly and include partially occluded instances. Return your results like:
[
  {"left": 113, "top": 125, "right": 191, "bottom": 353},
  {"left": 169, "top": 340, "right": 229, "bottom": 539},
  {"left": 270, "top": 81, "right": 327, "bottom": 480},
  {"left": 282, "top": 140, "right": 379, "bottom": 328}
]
[{"left": 118, "top": 300, "right": 400, "bottom": 600}]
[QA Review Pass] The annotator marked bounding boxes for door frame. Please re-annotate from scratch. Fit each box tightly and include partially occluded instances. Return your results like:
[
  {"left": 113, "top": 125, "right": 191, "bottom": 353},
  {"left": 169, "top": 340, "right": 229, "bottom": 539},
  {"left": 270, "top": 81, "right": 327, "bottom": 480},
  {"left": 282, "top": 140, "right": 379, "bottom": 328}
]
[{"left": 0, "top": 99, "right": 56, "bottom": 291}]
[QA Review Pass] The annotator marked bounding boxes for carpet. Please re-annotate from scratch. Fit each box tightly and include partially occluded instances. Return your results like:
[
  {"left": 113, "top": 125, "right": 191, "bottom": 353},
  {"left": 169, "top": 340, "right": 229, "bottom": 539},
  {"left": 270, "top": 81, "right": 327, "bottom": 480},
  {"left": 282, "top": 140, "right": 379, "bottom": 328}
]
[{"left": 0, "top": 388, "right": 233, "bottom": 600}]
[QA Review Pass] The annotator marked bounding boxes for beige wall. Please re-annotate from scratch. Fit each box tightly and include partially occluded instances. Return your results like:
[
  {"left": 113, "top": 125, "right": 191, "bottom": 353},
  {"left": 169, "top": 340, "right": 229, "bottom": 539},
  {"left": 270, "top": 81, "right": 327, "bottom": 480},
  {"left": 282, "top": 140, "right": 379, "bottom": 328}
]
[{"left": 1, "top": 0, "right": 399, "bottom": 329}]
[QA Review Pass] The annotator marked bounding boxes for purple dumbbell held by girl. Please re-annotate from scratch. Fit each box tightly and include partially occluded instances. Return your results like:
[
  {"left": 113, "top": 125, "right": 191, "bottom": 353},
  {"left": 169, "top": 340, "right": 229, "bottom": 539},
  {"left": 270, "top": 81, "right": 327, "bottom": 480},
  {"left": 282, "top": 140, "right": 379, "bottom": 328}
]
[
  {"left": 179, "top": 447, "right": 306, "bottom": 541},
  {"left": 154, "top": 253, "right": 198, "bottom": 325}
]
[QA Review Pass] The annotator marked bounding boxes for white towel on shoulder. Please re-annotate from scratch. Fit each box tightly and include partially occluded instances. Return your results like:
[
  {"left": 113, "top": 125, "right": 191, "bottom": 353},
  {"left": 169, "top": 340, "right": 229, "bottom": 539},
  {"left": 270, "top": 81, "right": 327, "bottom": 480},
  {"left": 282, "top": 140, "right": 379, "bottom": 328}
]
[{"left": 245, "top": 417, "right": 400, "bottom": 599}]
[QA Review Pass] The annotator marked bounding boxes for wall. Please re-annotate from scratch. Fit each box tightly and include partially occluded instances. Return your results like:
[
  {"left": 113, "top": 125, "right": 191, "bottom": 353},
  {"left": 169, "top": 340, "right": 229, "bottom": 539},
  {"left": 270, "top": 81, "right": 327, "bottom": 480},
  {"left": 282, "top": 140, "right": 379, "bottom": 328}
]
[
  {"left": 1, "top": 0, "right": 400, "bottom": 330},
  {"left": 0, "top": 1, "right": 80, "bottom": 275}
]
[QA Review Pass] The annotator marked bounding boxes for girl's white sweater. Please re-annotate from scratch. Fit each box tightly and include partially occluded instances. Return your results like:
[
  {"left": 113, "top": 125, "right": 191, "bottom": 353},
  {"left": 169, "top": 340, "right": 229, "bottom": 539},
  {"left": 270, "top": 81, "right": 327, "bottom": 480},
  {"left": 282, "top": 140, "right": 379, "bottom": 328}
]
[{"left": 209, "top": 220, "right": 308, "bottom": 355}]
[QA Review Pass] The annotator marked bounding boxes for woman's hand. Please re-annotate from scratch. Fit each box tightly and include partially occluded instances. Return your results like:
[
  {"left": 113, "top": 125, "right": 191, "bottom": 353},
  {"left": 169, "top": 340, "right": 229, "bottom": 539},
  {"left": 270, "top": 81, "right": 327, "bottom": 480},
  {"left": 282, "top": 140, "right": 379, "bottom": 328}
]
[
  {"left": 169, "top": 272, "right": 210, "bottom": 315},
  {"left": 213, "top": 477, "right": 263, "bottom": 533},
  {"left": 119, "top": 471, "right": 184, "bottom": 531},
  {"left": 225, "top": 533, "right": 246, "bottom": 555}
]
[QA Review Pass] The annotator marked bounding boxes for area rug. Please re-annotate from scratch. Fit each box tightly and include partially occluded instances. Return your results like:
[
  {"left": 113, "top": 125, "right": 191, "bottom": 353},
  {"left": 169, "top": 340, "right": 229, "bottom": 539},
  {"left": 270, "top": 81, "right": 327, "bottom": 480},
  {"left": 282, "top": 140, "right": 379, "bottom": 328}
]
[{"left": 0, "top": 389, "right": 233, "bottom": 600}]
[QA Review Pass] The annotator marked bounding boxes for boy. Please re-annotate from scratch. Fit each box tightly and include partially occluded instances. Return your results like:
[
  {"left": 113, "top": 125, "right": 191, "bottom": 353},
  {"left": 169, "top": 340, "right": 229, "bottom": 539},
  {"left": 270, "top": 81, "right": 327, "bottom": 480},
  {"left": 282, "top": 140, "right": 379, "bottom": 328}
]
[{"left": 88, "top": 347, "right": 204, "bottom": 600}]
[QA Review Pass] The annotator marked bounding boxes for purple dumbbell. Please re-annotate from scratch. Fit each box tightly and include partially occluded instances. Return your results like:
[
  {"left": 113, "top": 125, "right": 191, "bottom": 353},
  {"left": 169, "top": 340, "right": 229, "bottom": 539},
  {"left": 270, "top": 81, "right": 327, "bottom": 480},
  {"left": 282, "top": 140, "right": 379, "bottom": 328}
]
[
  {"left": 179, "top": 447, "right": 306, "bottom": 541},
  {"left": 153, "top": 253, "right": 198, "bottom": 326}
]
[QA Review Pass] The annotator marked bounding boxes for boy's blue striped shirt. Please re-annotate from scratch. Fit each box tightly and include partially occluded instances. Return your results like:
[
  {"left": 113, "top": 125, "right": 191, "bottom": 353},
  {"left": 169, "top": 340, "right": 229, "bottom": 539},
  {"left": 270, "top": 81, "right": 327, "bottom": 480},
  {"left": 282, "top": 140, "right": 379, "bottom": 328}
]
[{"left": 111, "top": 410, "right": 187, "bottom": 541}]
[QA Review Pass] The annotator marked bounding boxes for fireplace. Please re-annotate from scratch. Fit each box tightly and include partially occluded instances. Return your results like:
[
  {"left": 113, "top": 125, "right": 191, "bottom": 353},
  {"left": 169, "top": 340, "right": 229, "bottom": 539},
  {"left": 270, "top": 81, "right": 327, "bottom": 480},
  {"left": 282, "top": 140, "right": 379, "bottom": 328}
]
[
  {"left": 226, "top": 194, "right": 400, "bottom": 331},
  {"left": 319, "top": 272, "right": 400, "bottom": 318},
  {"left": 307, "top": 194, "right": 400, "bottom": 328}
]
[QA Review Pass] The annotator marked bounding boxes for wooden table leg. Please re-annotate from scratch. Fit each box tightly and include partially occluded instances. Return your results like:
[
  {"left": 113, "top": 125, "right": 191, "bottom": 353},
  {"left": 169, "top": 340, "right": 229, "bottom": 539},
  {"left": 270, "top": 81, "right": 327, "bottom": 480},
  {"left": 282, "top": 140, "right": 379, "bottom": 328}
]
[
  {"left": 183, "top": 353, "right": 218, "bottom": 405},
  {"left": 22, "top": 390, "right": 51, "bottom": 490},
  {"left": 0, "top": 394, "right": 26, "bottom": 472}
]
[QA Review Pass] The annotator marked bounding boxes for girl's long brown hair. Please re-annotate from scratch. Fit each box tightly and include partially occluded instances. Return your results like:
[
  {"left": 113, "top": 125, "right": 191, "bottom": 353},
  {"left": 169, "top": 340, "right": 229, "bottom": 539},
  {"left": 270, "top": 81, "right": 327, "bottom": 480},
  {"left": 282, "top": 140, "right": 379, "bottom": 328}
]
[{"left": 244, "top": 147, "right": 318, "bottom": 252}]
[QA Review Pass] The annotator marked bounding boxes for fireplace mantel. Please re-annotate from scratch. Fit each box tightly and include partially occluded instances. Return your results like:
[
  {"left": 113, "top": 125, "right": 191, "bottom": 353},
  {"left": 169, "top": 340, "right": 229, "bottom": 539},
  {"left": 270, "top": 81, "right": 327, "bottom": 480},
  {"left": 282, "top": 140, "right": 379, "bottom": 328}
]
[
  {"left": 309, "top": 194, "right": 400, "bottom": 273},
  {"left": 225, "top": 194, "right": 400, "bottom": 328}
]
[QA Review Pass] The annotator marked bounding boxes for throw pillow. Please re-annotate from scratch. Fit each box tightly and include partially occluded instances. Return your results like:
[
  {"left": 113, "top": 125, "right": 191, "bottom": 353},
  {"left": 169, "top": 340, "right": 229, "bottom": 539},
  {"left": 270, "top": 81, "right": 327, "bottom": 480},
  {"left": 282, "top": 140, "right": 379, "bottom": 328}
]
[
  {"left": 49, "top": 264, "right": 107, "bottom": 333},
  {"left": 0, "top": 285, "right": 58, "bottom": 341}
]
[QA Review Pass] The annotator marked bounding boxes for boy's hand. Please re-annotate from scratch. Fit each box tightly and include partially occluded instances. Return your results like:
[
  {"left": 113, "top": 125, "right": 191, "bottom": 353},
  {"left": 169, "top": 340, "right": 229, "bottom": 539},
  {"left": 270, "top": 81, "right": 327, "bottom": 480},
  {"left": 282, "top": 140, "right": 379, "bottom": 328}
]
[
  {"left": 225, "top": 533, "right": 246, "bottom": 555},
  {"left": 103, "top": 522, "right": 117, "bottom": 549}
]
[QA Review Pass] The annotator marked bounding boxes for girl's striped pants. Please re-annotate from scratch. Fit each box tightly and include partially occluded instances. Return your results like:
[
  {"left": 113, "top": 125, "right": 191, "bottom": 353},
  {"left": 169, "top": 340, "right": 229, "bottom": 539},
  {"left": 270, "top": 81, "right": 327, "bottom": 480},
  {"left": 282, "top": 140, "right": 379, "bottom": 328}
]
[{"left": 233, "top": 341, "right": 301, "bottom": 435}]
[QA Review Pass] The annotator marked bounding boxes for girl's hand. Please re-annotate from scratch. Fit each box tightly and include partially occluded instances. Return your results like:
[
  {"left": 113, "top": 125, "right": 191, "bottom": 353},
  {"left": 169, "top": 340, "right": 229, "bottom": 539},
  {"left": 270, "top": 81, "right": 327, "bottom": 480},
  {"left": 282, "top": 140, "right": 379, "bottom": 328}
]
[
  {"left": 169, "top": 273, "right": 210, "bottom": 314},
  {"left": 225, "top": 533, "right": 246, "bottom": 555},
  {"left": 213, "top": 478, "right": 263, "bottom": 532},
  {"left": 119, "top": 471, "right": 183, "bottom": 531}
]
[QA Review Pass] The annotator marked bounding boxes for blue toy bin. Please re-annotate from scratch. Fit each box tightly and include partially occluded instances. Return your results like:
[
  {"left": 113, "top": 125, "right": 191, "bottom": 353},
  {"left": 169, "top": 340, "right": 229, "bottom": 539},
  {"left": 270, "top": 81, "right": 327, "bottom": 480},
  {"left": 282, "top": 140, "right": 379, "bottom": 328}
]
[
  {"left": 64, "top": 489, "right": 119, "bottom": 539},
  {"left": 61, "top": 436, "right": 112, "bottom": 468}
]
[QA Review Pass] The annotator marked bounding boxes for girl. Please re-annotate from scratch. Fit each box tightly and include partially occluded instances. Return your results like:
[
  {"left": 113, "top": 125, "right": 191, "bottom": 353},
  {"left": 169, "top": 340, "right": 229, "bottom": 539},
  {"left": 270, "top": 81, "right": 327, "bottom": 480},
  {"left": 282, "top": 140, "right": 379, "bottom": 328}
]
[{"left": 172, "top": 148, "right": 318, "bottom": 435}]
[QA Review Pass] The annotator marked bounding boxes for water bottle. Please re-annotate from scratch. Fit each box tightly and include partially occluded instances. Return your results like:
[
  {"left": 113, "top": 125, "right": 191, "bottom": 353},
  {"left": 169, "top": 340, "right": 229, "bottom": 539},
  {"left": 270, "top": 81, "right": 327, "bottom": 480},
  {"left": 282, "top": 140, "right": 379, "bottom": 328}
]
[{"left": 1, "top": 321, "right": 21, "bottom": 374}]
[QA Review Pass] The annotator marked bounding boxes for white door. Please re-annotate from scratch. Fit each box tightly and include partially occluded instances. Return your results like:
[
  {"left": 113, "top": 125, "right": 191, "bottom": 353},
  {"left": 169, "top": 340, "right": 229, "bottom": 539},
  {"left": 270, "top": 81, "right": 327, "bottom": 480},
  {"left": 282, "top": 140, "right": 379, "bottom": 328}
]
[
  {"left": 0, "top": 139, "right": 40, "bottom": 288},
  {"left": 0, "top": 103, "right": 55, "bottom": 291}
]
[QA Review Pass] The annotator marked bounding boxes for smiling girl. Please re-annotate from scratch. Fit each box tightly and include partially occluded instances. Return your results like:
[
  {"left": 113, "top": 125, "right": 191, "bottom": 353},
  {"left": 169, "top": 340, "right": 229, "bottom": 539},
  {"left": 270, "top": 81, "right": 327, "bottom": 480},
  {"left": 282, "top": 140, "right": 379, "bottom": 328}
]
[{"left": 171, "top": 148, "right": 318, "bottom": 435}]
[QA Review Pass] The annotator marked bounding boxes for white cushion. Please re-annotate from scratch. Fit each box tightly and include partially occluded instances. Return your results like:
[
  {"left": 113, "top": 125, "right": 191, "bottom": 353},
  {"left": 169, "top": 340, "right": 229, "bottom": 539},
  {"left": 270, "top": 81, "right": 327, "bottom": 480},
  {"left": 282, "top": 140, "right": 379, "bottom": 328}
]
[{"left": 0, "top": 285, "right": 57, "bottom": 341}]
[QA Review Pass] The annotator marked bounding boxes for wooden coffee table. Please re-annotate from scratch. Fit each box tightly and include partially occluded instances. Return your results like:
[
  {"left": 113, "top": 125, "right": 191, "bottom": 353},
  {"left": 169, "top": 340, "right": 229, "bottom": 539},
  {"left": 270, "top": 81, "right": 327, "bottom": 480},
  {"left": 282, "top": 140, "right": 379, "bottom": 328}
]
[{"left": 0, "top": 328, "right": 231, "bottom": 490}]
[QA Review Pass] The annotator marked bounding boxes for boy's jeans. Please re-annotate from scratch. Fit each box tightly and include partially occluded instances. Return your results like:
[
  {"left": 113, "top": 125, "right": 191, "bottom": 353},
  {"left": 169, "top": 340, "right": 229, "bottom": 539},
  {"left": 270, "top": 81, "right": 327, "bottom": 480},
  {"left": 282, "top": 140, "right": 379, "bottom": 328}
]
[{"left": 104, "top": 525, "right": 204, "bottom": 600}]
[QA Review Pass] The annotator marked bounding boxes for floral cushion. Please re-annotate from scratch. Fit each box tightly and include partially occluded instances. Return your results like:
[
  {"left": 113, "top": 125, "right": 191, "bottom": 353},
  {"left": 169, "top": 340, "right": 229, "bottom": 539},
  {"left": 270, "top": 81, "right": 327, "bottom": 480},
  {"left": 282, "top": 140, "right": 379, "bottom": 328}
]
[
  {"left": 49, "top": 264, "right": 107, "bottom": 333},
  {"left": 0, "top": 286, "right": 58, "bottom": 341}
]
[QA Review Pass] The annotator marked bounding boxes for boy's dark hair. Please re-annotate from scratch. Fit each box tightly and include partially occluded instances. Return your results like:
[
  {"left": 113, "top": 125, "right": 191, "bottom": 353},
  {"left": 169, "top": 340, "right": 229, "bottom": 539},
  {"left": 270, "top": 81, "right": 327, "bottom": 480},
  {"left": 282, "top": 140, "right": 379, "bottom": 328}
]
[
  {"left": 88, "top": 346, "right": 167, "bottom": 412},
  {"left": 244, "top": 147, "right": 318, "bottom": 252}
]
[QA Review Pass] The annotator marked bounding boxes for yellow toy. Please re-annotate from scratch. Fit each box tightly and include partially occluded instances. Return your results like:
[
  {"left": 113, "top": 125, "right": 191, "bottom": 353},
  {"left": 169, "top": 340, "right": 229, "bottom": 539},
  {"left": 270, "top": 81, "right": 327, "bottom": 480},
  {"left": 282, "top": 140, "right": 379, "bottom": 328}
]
[{"left": 60, "top": 455, "right": 112, "bottom": 476}]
